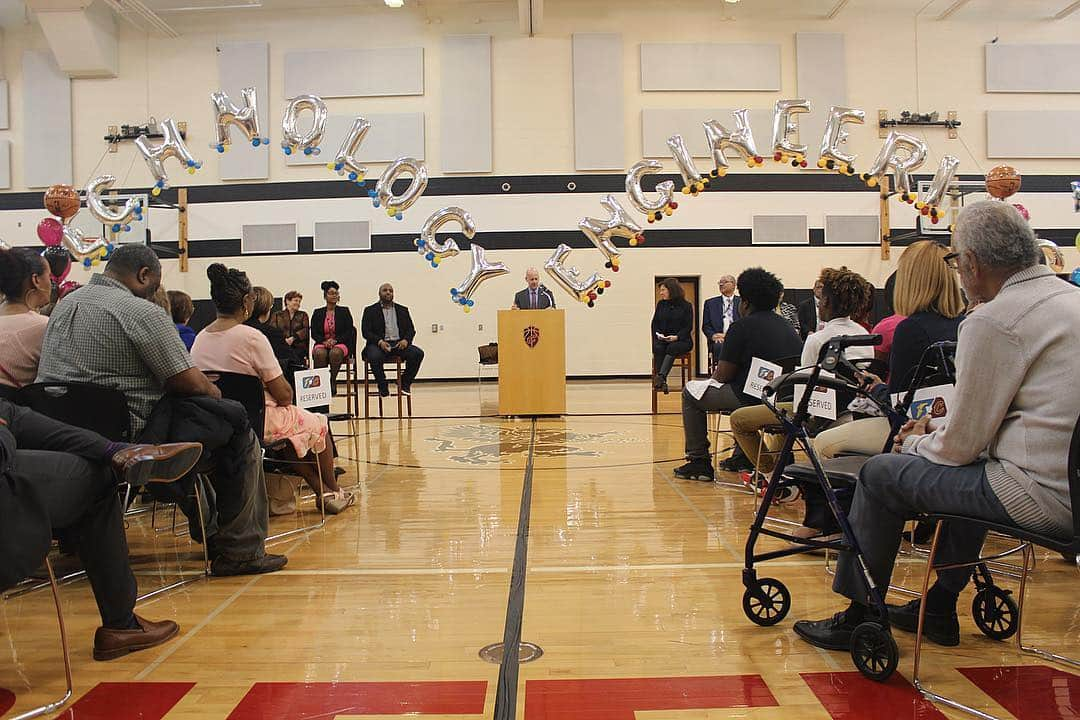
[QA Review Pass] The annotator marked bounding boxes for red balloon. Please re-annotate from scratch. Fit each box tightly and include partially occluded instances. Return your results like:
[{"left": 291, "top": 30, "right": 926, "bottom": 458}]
[
  {"left": 1012, "top": 203, "right": 1030, "bottom": 221},
  {"left": 37, "top": 217, "right": 63, "bottom": 247}
]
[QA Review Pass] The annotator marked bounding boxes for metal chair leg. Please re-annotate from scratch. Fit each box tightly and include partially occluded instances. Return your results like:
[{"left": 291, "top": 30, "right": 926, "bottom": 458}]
[
  {"left": 266, "top": 453, "right": 328, "bottom": 544},
  {"left": 136, "top": 475, "right": 211, "bottom": 601},
  {"left": 10, "top": 558, "right": 73, "bottom": 720}
]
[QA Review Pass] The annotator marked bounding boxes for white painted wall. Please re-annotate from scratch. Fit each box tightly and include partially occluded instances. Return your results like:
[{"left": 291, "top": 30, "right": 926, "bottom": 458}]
[{"left": 0, "top": 0, "right": 1074, "bottom": 378}]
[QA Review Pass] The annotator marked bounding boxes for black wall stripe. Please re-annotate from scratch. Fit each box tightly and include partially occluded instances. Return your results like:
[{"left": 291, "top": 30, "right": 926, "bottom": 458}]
[
  {"left": 1, "top": 173, "right": 1075, "bottom": 211},
  {"left": 152, "top": 226, "right": 1077, "bottom": 259}
]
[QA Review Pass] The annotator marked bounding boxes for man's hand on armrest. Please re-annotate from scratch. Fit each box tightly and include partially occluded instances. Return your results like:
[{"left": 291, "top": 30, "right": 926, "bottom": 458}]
[{"left": 164, "top": 367, "right": 221, "bottom": 399}]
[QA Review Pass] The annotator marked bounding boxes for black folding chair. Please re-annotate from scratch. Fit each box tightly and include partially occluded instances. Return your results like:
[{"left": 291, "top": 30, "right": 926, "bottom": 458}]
[
  {"left": 910, "top": 411, "right": 1080, "bottom": 719},
  {"left": 207, "top": 372, "right": 326, "bottom": 543},
  {"left": 11, "top": 382, "right": 210, "bottom": 600}
]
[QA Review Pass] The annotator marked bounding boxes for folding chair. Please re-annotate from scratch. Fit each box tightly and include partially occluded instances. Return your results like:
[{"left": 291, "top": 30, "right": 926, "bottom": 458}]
[
  {"left": 208, "top": 372, "right": 326, "bottom": 543},
  {"left": 909, "top": 412, "right": 1080, "bottom": 720},
  {"left": 12, "top": 382, "right": 210, "bottom": 601}
]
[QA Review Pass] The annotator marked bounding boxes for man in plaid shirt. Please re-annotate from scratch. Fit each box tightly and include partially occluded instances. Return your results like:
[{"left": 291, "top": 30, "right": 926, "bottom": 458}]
[{"left": 38, "top": 245, "right": 285, "bottom": 576}]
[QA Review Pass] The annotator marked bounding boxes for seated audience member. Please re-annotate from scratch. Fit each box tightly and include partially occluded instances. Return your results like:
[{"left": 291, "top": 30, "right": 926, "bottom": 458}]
[
  {"left": 794, "top": 200, "right": 1080, "bottom": 652},
  {"left": 730, "top": 267, "right": 875, "bottom": 478},
  {"left": 0, "top": 247, "right": 51, "bottom": 387},
  {"left": 244, "top": 286, "right": 292, "bottom": 375},
  {"left": 271, "top": 290, "right": 310, "bottom": 371},
  {"left": 361, "top": 283, "right": 424, "bottom": 397},
  {"left": 36, "top": 245, "right": 286, "bottom": 577},
  {"left": 192, "top": 266, "right": 354, "bottom": 514},
  {"left": 168, "top": 290, "right": 196, "bottom": 351},
  {"left": 777, "top": 290, "right": 801, "bottom": 335},
  {"left": 651, "top": 278, "right": 693, "bottom": 394},
  {"left": 674, "top": 268, "right": 802, "bottom": 481},
  {"left": 814, "top": 241, "right": 964, "bottom": 461},
  {"left": 702, "top": 275, "right": 739, "bottom": 361},
  {"left": 0, "top": 397, "right": 203, "bottom": 660},
  {"left": 311, "top": 280, "right": 356, "bottom": 396}
]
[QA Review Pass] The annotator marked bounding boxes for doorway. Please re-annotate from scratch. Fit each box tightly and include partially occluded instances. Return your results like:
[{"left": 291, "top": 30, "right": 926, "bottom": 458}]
[{"left": 653, "top": 275, "right": 701, "bottom": 379}]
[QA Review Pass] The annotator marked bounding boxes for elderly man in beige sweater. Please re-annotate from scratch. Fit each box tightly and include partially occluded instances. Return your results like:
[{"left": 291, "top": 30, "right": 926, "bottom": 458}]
[{"left": 794, "top": 200, "right": 1080, "bottom": 652}]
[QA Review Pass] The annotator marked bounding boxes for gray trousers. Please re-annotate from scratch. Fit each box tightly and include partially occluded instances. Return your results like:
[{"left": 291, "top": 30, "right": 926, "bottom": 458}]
[
  {"left": 681, "top": 384, "right": 746, "bottom": 460},
  {"left": 834, "top": 453, "right": 1014, "bottom": 604}
]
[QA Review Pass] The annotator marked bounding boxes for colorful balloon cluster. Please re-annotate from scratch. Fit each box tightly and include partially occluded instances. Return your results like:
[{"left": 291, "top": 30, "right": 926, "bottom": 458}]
[{"left": 37, "top": 184, "right": 114, "bottom": 271}]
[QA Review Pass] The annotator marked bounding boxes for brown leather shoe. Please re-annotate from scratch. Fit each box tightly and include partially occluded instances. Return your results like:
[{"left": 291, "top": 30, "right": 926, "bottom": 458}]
[
  {"left": 111, "top": 442, "right": 203, "bottom": 486},
  {"left": 93, "top": 615, "right": 179, "bottom": 661}
]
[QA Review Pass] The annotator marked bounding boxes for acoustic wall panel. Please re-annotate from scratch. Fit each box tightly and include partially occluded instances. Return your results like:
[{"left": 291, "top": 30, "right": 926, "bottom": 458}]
[
  {"left": 314, "top": 221, "right": 371, "bottom": 252},
  {"left": 441, "top": 35, "right": 492, "bottom": 173},
  {"left": 796, "top": 33, "right": 846, "bottom": 162},
  {"left": 641, "top": 108, "right": 773, "bottom": 158},
  {"left": 752, "top": 215, "right": 808, "bottom": 245},
  {"left": 986, "top": 44, "right": 1080, "bottom": 93},
  {"left": 23, "top": 50, "right": 71, "bottom": 187},
  {"left": 573, "top": 33, "right": 624, "bottom": 171},
  {"left": 0, "top": 80, "right": 9, "bottom": 130},
  {"left": 241, "top": 223, "right": 297, "bottom": 254},
  {"left": 284, "top": 48, "right": 423, "bottom": 98},
  {"left": 0, "top": 140, "right": 10, "bottom": 190},
  {"left": 987, "top": 110, "right": 1080, "bottom": 158},
  {"left": 285, "top": 113, "right": 425, "bottom": 166},
  {"left": 217, "top": 41, "right": 269, "bottom": 181},
  {"left": 825, "top": 214, "right": 878, "bottom": 245},
  {"left": 640, "top": 43, "right": 780, "bottom": 91}
]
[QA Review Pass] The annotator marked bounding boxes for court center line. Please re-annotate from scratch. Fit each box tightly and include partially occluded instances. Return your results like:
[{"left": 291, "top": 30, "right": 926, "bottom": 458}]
[{"left": 493, "top": 418, "right": 537, "bottom": 720}]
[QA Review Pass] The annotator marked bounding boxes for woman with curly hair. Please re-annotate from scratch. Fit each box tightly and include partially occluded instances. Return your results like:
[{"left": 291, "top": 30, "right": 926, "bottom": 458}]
[
  {"left": 191, "top": 264, "right": 354, "bottom": 514},
  {"left": 801, "top": 267, "right": 875, "bottom": 368}
]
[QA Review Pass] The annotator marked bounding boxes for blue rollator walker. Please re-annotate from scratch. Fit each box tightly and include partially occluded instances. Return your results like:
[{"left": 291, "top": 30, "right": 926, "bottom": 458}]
[{"left": 740, "top": 336, "right": 1019, "bottom": 682}]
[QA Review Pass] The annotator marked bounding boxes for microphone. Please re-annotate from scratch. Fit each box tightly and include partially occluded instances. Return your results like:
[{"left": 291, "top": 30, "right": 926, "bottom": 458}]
[{"left": 540, "top": 285, "right": 555, "bottom": 309}]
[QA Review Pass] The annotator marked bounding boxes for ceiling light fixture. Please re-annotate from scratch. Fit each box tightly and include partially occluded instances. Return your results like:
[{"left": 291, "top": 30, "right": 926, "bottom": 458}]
[
  {"left": 385, "top": 0, "right": 404, "bottom": 6},
  {"left": 724, "top": 0, "right": 740, "bottom": 4}
]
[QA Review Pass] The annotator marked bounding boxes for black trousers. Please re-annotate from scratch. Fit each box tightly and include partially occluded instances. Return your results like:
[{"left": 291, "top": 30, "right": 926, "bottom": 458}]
[
  {"left": 652, "top": 338, "right": 692, "bottom": 377},
  {"left": 5, "top": 403, "right": 134, "bottom": 628},
  {"left": 364, "top": 343, "right": 425, "bottom": 388}
]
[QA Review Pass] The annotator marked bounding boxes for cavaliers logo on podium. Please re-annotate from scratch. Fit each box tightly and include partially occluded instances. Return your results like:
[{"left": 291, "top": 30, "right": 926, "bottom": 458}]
[{"left": 523, "top": 325, "right": 540, "bottom": 348}]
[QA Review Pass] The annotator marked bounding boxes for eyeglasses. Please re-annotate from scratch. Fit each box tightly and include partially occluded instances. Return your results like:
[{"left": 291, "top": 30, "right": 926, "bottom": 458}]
[{"left": 943, "top": 252, "right": 960, "bottom": 271}]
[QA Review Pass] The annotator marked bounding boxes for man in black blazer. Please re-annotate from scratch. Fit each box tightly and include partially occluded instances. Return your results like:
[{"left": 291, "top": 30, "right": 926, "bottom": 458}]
[
  {"left": 511, "top": 267, "right": 556, "bottom": 310},
  {"left": 0, "top": 398, "right": 203, "bottom": 659},
  {"left": 797, "top": 277, "right": 825, "bottom": 341},
  {"left": 361, "top": 283, "right": 425, "bottom": 396}
]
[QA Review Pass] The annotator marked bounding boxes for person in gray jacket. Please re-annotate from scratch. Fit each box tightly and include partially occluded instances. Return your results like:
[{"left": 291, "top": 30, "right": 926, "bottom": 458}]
[{"left": 794, "top": 200, "right": 1080, "bottom": 651}]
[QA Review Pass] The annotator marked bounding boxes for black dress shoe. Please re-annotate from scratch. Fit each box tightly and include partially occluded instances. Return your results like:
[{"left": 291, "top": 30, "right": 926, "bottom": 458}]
[
  {"left": 661, "top": 381, "right": 670, "bottom": 394},
  {"left": 211, "top": 553, "right": 288, "bottom": 577},
  {"left": 378, "top": 384, "right": 390, "bottom": 397},
  {"left": 793, "top": 610, "right": 861, "bottom": 650},
  {"left": 718, "top": 455, "right": 754, "bottom": 473},
  {"left": 887, "top": 599, "right": 959, "bottom": 646}
]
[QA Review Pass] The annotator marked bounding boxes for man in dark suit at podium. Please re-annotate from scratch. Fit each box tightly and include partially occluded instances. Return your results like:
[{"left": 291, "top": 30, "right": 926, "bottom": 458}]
[
  {"left": 361, "top": 283, "right": 424, "bottom": 397},
  {"left": 512, "top": 268, "right": 556, "bottom": 310}
]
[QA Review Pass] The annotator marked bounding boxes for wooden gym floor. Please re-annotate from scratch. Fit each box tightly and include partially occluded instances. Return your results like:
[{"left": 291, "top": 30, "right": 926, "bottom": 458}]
[{"left": 1, "top": 381, "right": 1078, "bottom": 719}]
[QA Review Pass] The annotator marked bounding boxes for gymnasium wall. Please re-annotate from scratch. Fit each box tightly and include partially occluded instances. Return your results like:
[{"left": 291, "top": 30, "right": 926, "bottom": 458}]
[{"left": 0, "top": 0, "right": 1076, "bottom": 377}]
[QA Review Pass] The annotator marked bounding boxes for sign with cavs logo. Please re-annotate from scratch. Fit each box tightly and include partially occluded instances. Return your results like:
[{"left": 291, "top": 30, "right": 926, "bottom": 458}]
[
  {"left": 908, "top": 384, "right": 953, "bottom": 422},
  {"left": 294, "top": 367, "right": 332, "bottom": 409},
  {"left": 743, "top": 357, "right": 783, "bottom": 399},
  {"left": 523, "top": 325, "right": 540, "bottom": 348}
]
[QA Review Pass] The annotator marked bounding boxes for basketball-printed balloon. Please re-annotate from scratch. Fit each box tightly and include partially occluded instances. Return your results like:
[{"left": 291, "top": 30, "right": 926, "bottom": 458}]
[
  {"left": 985, "top": 165, "right": 1021, "bottom": 200},
  {"left": 44, "top": 184, "right": 81, "bottom": 221}
]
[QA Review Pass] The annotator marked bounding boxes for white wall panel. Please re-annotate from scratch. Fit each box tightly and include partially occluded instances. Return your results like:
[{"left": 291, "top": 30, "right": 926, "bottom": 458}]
[
  {"left": 217, "top": 41, "right": 269, "bottom": 181},
  {"left": 986, "top": 44, "right": 1080, "bottom": 93},
  {"left": 796, "top": 33, "right": 846, "bottom": 162},
  {"left": 285, "top": 113, "right": 425, "bottom": 166},
  {"left": 572, "top": 34, "right": 624, "bottom": 171},
  {"left": 640, "top": 43, "right": 780, "bottom": 91},
  {"left": 284, "top": 47, "right": 423, "bottom": 98},
  {"left": 441, "top": 35, "right": 492, "bottom": 173},
  {"left": 22, "top": 50, "right": 71, "bottom": 187},
  {"left": 987, "top": 110, "right": 1080, "bottom": 158}
]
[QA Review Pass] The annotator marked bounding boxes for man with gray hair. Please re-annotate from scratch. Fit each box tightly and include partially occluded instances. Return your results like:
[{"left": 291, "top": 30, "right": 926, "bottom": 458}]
[
  {"left": 794, "top": 200, "right": 1080, "bottom": 652},
  {"left": 702, "top": 275, "right": 739, "bottom": 360}
]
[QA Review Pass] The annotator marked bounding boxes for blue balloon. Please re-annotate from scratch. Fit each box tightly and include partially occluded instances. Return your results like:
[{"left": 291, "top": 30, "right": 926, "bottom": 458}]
[
  {"left": 284, "top": 147, "right": 292, "bottom": 155},
  {"left": 367, "top": 189, "right": 376, "bottom": 198},
  {"left": 373, "top": 201, "right": 381, "bottom": 208},
  {"left": 459, "top": 297, "right": 467, "bottom": 305},
  {"left": 112, "top": 223, "right": 121, "bottom": 232},
  {"left": 395, "top": 213, "right": 403, "bottom": 221},
  {"left": 425, "top": 252, "right": 434, "bottom": 261},
  {"left": 123, "top": 225, "right": 131, "bottom": 232},
  {"left": 1071, "top": 268, "right": 1080, "bottom": 286},
  {"left": 450, "top": 288, "right": 459, "bottom": 296},
  {"left": 252, "top": 138, "right": 260, "bottom": 147},
  {"left": 348, "top": 172, "right": 357, "bottom": 181},
  {"left": 466, "top": 299, "right": 474, "bottom": 307},
  {"left": 303, "top": 147, "right": 313, "bottom": 155}
]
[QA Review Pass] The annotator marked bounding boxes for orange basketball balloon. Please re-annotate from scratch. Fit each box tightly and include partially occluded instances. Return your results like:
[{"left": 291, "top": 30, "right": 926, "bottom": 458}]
[
  {"left": 44, "top": 184, "right": 81, "bottom": 221},
  {"left": 985, "top": 165, "right": 1021, "bottom": 200}
]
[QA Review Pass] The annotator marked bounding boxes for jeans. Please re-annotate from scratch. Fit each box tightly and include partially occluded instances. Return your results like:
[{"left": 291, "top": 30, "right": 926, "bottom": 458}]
[
  {"left": 681, "top": 384, "right": 746, "bottom": 461},
  {"left": 364, "top": 343, "right": 425, "bottom": 389},
  {"left": 833, "top": 453, "right": 1014, "bottom": 604}
]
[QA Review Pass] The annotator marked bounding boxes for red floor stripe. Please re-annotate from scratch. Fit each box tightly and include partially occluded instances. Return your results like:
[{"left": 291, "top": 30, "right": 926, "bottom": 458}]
[
  {"left": 801, "top": 671, "right": 947, "bottom": 720},
  {"left": 55, "top": 682, "right": 195, "bottom": 720},
  {"left": 959, "top": 665, "right": 1080, "bottom": 720},
  {"left": 226, "top": 681, "right": 487, "bottom": 719},
  {"left": 523, "top": 675, "right": 778, "bottom": 720}
]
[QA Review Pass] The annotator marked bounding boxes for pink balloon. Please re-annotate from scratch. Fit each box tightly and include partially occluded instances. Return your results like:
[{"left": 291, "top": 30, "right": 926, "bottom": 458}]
[
  {"left": 1012, "top": 203, "right": 1030, "bottom": 221},
  {"left": 37, "top": 217, "right": 63, "bottom": 247}
]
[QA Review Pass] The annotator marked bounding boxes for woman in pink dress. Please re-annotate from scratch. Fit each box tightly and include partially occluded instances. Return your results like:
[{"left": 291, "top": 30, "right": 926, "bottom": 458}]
[
  {"left": 0, "top": 247, "right": 52, "bottom": 388},
  {"left": 192, "top": 264, "right": 354, "bottom": 514},
  {"left": 310, "top": 281, "right": 355, "bottom": 396}
]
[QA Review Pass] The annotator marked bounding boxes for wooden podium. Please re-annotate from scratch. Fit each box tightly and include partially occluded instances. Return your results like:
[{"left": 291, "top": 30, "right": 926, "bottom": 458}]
[{"left": 497, "top": 309, "right": 566, "bottom": 416}]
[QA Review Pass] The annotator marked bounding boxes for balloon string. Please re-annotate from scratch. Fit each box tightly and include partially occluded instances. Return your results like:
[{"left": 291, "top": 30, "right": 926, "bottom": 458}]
[
  {"left": 119, "top": 146, "right": 141, "bottom": 189},
  {"left": 82, "top": 146, "right": 113, "bottom": 188},
  {"left": 954, "top": 132, "right": 986, "bottom": 177}
]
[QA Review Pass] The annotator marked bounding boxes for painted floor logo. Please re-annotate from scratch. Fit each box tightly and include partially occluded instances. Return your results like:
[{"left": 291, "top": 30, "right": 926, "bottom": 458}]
[{"left": 425, "top": 425, "right": 630, "bottom": 465}]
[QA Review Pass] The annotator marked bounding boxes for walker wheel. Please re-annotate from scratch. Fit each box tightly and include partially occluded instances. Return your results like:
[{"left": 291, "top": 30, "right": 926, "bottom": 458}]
[
  {"left": 742, "top": 577, "right": 791, "bottom": 626},
  {"left": 850, "top": 621, "right": 898, "bottom": 682},
  {"left": 972, "top": 585, "right": 1019, "bottom": 641}
]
